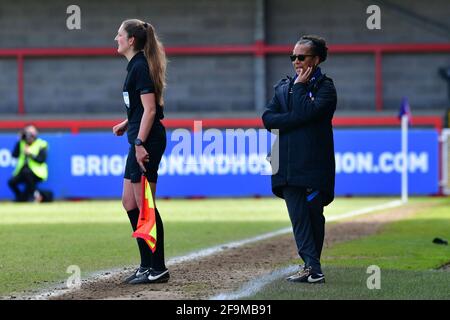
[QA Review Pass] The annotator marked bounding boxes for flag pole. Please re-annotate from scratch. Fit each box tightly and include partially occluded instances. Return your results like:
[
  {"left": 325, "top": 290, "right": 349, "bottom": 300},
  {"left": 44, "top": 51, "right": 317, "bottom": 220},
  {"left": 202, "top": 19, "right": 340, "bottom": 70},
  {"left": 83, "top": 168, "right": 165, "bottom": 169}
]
[{"left": 401, "top": 114, "right": 408, "bottom": 203}]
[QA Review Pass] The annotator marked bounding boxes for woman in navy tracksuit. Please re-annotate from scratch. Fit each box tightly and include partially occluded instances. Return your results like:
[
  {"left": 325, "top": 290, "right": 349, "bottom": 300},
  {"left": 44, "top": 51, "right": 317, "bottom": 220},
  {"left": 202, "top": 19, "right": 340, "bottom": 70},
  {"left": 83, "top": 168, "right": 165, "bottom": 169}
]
[
  {"left": 113, "top": 19, "right": 169, "bottom": 284},
  {"left": 262, "top": 35, "right": 337, "bottom": 284}
]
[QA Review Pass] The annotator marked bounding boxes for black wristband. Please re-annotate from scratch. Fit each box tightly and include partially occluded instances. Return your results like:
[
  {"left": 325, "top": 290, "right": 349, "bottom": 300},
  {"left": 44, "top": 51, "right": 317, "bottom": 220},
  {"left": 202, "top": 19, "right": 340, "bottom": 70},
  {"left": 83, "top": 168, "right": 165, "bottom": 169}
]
[{"left": 134, "top": 138, "right": 143, "bottom": 146}]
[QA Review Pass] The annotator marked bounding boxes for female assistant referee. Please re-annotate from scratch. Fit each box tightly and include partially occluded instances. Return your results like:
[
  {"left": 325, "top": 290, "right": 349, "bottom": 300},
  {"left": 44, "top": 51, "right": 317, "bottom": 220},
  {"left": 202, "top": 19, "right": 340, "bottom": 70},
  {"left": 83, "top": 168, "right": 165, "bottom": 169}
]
[{"left": 113, "top": 19, "right": 169, "bottom": 284}]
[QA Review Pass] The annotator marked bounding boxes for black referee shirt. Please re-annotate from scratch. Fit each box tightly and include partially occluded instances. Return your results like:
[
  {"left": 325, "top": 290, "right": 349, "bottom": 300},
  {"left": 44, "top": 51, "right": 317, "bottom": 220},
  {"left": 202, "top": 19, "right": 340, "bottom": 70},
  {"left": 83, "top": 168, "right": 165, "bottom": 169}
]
[{"left": 123, "top": 51, "right": 164, "bottom": 144}]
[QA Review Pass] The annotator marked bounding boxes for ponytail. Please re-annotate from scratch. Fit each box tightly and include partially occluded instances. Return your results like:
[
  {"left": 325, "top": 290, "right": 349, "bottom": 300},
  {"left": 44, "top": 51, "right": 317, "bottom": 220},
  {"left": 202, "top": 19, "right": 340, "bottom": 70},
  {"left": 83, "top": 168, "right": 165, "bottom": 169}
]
[{"left": 144, "top": 24, "right": 167, "bottom": 106}]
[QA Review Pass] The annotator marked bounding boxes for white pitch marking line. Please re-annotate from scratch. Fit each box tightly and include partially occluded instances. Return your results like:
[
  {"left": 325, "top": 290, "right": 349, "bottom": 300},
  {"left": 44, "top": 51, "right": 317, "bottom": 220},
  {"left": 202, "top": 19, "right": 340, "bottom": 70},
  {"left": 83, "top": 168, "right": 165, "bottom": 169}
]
[
  {"left": 21, "top": 200, "right": 402, "bottom": 300},
  {"left": 326, "top": 200, "right": 403, "bottom": 222},
  {"left": 211, "top": 265, "right": 298, "bottom": 300},
  {"left": 210, "top": 200, "right": 403, "bottom": 300}
]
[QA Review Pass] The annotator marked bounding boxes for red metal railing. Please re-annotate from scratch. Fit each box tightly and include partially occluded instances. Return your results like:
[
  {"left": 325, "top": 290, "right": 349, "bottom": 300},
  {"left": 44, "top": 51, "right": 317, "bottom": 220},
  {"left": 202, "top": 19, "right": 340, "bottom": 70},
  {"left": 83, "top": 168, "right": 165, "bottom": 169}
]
[
  {"left": 0, "top": 116, "right": 442, "bottom": 133},
  {"left": 1, "top": 42, "right": 450, "bottom": 115}
]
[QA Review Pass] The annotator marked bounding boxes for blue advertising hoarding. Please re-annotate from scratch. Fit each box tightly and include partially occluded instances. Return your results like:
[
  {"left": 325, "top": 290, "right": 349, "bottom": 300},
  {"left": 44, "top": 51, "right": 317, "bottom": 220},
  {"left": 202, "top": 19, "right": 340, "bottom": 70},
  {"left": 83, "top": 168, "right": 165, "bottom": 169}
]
[
  {"left": 0, "top": 129, "right": 439, "bottom": 199},
  {"left": 334, "top": 130, "right": 438, "bottom": 195}
]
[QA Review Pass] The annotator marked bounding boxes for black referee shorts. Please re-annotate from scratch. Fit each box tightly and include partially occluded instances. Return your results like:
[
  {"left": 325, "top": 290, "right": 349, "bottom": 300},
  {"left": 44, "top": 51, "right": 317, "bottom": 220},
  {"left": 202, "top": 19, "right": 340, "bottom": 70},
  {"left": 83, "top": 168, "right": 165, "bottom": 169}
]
[{"left": 124, "top": 130, "right": 166, "bottom": 184}]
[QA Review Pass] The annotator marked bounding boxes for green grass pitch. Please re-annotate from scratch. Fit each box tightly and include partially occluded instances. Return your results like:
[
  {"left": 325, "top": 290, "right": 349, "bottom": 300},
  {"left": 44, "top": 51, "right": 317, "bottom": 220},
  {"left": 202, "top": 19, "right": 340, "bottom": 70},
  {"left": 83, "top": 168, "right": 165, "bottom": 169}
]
[{"left": 0, "top": 197, "right": 446, "bottom": 298}]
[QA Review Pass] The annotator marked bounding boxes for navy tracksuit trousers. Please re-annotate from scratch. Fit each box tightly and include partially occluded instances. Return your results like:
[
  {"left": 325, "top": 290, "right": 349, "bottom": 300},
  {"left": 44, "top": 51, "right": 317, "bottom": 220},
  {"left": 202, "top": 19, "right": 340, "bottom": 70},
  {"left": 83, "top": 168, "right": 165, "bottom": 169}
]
[{"left": 283, "top": 186, "right": 325, "bottom": 274}]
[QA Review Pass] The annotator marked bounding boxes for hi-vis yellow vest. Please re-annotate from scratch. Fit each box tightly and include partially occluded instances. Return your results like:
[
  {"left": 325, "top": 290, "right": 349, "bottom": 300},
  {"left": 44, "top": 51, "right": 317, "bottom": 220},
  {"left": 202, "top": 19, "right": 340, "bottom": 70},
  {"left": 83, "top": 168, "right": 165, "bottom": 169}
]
[{"left": 13, "top": 138, "right": 48, "bottom": 181}]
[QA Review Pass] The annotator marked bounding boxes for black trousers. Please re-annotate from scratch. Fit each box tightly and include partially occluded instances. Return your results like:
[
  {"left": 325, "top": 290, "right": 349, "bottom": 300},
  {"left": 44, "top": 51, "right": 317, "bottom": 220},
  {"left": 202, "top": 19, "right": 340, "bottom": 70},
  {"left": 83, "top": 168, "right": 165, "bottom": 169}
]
[
  {"left": 8, "top": 167, "right": 42, "bottom": 202},
  {"left": 283, "top": 186, "right": 325, "bottom": 274}
]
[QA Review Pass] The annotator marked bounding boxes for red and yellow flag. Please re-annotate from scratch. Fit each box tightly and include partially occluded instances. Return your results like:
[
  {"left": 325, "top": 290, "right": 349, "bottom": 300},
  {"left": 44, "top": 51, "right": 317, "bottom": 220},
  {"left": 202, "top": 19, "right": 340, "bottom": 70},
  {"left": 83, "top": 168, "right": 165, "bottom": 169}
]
[{"left": 132, "top": 175, "right": 157, "bottom": 253}]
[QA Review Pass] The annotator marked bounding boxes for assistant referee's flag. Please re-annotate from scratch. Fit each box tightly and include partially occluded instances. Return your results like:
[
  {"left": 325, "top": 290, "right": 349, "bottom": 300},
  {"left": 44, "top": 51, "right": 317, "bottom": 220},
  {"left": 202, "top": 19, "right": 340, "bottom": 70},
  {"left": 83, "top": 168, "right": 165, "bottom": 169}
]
[{"left": 132, "top": 175, "right": 157, "bottom": 253}]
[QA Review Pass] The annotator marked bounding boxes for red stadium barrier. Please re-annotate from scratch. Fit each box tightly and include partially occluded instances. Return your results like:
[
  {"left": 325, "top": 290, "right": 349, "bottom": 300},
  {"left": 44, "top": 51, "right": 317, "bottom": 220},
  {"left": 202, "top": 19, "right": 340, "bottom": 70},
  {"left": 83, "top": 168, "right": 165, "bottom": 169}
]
[
  {"left": 0, "top": 116, "right": 442, "bottom": 133},
  {"left": 1, "top": 43, "right": 450, "bottom": 115}
]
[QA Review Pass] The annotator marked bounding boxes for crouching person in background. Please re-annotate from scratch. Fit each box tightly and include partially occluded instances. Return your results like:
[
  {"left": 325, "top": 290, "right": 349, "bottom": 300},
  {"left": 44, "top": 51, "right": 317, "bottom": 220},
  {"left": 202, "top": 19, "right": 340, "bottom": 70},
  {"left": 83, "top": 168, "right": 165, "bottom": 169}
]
[{"left": 8, "top": 124, "right": 52, "bottom": 202}]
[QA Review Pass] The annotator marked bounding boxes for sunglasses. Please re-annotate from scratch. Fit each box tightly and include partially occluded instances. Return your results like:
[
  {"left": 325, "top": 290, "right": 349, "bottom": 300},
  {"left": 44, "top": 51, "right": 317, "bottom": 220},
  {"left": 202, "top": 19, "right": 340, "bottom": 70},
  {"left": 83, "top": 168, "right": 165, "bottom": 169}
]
[{"left": 290, "top": 54, "right": 315, "bottom": 62}]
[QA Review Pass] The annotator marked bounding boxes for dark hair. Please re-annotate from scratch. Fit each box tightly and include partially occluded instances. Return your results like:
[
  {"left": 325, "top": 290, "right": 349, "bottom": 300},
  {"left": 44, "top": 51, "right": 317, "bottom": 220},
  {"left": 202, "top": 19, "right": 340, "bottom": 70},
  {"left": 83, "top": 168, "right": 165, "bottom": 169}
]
[
  {"left": 122, "top": 19, "right": 167, "bottom": 106},
  {"left": 22, "top": 124, "right": 37, "bottom": 141},
  {"left": 296, "top": 35, "right": 328, "bottom": 63}
]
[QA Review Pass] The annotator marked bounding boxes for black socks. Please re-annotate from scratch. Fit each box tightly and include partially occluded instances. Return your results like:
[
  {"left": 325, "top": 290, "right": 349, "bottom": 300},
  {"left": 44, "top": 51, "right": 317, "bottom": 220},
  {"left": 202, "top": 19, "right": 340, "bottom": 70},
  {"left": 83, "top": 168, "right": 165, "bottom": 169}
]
[{"left": 127, "top": 208, "right": 152, "bottom": 269}]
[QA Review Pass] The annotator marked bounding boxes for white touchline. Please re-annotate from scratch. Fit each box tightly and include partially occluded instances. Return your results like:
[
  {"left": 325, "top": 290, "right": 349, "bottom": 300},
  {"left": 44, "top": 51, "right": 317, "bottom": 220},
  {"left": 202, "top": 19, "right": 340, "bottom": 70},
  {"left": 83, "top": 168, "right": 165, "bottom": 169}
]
[
  {"left": 23, "top": 200, "right": 402, "bottom": 300},
  {"left": 210, "top": 199, "right": 403, "bottom": 300},
  {"left": 326, "top": 199, "right": 403, "bottom": 222},
  {"left": 211, "top": 265, "right": 299, "bottom": 300}
]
